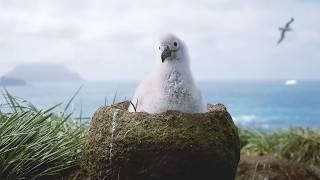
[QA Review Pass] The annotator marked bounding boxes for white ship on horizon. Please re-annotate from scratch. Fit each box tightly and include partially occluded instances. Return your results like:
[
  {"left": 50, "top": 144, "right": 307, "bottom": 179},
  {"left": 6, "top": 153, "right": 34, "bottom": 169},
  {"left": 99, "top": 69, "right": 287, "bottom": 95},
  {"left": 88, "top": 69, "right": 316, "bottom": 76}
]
[{"left": 285, "top": 79, "right": 297, "bottom": 86}]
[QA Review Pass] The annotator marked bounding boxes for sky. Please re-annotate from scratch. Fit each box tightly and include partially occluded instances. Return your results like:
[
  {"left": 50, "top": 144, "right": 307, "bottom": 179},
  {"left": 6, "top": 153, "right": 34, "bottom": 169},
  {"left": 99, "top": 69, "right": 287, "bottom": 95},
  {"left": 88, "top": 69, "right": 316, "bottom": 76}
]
[{"left": 0, "top": 0, "right": 319, "bottom": 81}]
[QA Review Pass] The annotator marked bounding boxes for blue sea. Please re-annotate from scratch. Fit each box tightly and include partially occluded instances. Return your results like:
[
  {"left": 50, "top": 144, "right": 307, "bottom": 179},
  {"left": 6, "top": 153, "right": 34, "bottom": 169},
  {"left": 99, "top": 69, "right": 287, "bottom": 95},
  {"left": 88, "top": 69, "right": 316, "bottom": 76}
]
[{"left": 1, "top": 80, "right": 320, "bottom": 130}]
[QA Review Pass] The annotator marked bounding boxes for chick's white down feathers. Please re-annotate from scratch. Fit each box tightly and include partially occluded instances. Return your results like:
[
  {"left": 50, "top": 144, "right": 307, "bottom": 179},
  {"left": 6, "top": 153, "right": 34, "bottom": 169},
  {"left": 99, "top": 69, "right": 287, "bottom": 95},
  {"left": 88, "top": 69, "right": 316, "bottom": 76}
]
[{"left": 129, "top": 34, "right": 207, "bottom": 113}]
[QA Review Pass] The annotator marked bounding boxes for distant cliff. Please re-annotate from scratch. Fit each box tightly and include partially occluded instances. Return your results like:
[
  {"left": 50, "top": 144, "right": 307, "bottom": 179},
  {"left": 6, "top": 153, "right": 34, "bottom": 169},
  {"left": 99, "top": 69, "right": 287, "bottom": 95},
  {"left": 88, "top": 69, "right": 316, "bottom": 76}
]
[{"left": 3, "top": 63, "right": 84, "bottom": 82}]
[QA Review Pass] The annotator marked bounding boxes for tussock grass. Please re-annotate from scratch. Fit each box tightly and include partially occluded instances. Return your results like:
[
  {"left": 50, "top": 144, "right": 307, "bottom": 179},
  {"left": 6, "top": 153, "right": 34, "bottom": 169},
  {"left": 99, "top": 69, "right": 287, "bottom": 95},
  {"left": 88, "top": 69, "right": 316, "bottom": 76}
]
[
  {"left": 0, "top": 89, "right": 86, "bottom": 179},
  {"left": 1, "top": 88, "right": 319, "bottom": 179},
  {"left": 239, "top": 128, "right": 320, "bottom": 166}
]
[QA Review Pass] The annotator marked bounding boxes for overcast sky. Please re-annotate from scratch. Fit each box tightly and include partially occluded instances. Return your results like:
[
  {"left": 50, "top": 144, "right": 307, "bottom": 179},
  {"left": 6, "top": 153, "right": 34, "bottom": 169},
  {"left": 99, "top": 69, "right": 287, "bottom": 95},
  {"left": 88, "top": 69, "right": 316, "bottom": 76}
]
[{"left": 0, "top": 0, "right": 319, "bottom": 81}]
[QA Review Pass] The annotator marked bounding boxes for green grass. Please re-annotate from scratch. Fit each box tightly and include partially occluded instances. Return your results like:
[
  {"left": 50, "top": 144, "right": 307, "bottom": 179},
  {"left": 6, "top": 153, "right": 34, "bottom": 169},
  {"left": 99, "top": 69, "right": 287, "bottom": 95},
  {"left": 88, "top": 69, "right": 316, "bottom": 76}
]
[
  {"left": 0, "top": 89, "right": 87, "bottom": 179},
  {"left": 239, "top": 127, "right": 320, "bottom": 166},
  {"left": 0, "top": 89, "right": 319, "bottom": 179}
]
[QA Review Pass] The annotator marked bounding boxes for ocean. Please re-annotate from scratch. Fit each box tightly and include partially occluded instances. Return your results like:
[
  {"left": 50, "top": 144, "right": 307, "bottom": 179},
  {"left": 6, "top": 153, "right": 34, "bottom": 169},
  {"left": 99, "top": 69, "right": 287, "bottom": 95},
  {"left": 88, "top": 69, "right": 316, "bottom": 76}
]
[{"left": 1, "top": 80, "right": 319, "bottom": 130}]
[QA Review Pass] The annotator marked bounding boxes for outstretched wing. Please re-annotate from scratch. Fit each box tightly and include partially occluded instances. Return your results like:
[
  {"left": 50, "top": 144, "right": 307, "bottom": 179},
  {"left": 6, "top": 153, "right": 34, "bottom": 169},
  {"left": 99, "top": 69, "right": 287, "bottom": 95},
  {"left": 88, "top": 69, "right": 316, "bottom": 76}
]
[
  {"left": 277, "top": 30, "right": 286, "bottom": 44},
  {"left": 285, "top": 18, "right": 294, "bottom": 28}
]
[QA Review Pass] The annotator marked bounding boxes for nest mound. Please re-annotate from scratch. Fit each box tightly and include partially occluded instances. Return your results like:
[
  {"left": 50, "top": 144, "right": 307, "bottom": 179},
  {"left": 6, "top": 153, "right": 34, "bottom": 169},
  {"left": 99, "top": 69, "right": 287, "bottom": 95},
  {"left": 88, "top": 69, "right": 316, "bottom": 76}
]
[{"left": 77, "top": 101, "right": 240, "bottom": 180}]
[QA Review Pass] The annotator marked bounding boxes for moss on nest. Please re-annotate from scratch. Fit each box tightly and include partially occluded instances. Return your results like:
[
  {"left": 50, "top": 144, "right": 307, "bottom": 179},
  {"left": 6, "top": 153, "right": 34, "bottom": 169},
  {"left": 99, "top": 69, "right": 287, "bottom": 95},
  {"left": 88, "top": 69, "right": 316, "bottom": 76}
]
[{"left": 76, "top": 102, "right": 240, "bottom": 180}]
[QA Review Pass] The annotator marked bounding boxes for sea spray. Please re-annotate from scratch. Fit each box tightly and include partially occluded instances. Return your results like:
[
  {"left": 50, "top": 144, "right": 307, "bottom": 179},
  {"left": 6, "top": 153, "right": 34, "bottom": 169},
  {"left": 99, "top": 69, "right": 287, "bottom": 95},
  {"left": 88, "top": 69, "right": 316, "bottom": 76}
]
[{"left": 109, "top": 110, "right": 118, "bottom": 165}]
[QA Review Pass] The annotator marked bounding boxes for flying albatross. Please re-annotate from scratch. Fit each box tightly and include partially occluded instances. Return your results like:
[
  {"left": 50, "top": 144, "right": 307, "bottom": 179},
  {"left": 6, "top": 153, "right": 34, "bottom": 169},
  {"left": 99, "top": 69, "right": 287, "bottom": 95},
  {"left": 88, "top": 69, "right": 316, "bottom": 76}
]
[{"left": 277, "top": 17, "right": 294, "bottom": 45}]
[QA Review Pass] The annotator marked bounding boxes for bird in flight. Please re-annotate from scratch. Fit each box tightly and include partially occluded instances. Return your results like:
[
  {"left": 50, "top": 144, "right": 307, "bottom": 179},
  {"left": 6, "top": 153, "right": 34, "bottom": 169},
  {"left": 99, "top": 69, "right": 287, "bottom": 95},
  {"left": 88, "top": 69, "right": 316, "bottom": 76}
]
[{"left": 277, "top": 17, "right": 294, "bottom": 45}]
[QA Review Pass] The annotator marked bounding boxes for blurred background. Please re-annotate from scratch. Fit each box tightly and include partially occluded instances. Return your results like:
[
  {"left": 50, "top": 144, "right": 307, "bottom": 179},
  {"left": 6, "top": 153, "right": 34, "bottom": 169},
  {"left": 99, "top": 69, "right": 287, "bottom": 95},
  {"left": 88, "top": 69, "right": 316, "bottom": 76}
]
[{"left": 0, "top": 0, "right": 319, "bottom": 129}]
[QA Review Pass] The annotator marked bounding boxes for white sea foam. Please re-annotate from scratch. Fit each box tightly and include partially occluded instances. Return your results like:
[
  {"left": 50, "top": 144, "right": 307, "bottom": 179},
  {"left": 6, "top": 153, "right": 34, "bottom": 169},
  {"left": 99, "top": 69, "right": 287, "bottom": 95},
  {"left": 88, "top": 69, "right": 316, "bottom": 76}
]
[
  {"left": 261, "top": 123, "right": 270, "bottom": 129},
  {"left": 234, "top": 115, "right": 257, "bottom": 124},
  {"left": 233, "top": 115, "right": 273, "bottom": 129}
]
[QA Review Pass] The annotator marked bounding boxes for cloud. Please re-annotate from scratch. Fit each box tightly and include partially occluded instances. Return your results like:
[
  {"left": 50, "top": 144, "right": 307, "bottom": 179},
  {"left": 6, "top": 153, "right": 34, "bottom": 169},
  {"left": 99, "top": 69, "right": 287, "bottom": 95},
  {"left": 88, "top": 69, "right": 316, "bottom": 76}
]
[{"left": 0, "top": 0, "right": 319, "bottom": 81}]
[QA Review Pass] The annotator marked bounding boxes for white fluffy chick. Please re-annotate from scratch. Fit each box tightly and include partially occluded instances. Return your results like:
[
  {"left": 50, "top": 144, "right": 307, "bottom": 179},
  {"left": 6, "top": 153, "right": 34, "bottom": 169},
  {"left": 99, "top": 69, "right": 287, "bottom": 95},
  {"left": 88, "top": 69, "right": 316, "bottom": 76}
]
[{"left": 128, "top": 34, "right": 207, "bottom": 113}]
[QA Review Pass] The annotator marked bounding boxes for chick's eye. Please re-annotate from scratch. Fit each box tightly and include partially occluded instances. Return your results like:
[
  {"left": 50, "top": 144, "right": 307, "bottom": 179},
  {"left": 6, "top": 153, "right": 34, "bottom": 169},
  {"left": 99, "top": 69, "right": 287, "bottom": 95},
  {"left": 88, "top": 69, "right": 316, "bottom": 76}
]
[
  {"left": 173, "top": 42, "right": 178, "bottom": 47},
  {"left": 159, "top": 46, "right": 161, "bottom": 50}
]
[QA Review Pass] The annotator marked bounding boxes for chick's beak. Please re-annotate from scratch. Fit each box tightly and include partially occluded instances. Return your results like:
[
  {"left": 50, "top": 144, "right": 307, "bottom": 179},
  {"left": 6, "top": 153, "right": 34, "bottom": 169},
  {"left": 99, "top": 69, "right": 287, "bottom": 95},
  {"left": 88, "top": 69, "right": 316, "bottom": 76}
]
[{"left": 161, "top": 46, "right": 171, "bottom": 63}]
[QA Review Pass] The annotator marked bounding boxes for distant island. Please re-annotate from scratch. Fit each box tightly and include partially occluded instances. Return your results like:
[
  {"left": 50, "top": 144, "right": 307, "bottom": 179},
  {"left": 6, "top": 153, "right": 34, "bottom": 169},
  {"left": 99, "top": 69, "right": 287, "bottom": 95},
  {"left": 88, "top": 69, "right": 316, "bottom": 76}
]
[
  {"left": 1, "top": 63, "right": 84, "bottom": 83},
  {"left": 0, "top": 76, "right": 27, "bottom": 86}
]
